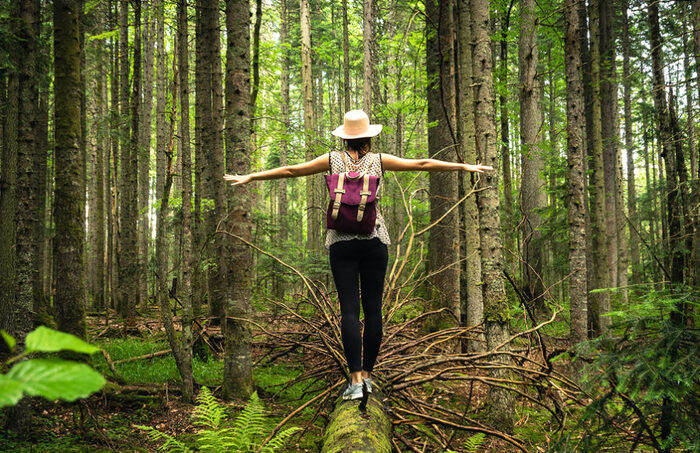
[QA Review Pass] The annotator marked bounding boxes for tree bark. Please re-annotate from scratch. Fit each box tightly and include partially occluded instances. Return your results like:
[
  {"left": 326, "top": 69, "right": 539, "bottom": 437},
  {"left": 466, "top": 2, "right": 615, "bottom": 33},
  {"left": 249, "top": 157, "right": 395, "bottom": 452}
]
[
  {"left": 648, "top": 1, "right": 686, "bottom": 336},
  {"left": 598, "top": 0, "right": 620, "bottom": 294},
  {"left": 587, "top": 0, "right": 611, "bottom": 337},
  {"left": 0, "top": 68, "right": 16, "bottom": 344},
  {"left": 564, "top": 0, "right": 588, "bottom": 358},
  {"left": 426, "top": 0, "right": 460, "bottom": 331},
  {"left": 621, "top": 1, "right": 639, "bottom": 286},
  {"left": 155, "top": 0, "right": 167, "bottom": 305},
  {"left": 342, "top": 0, "right": 350, "bottom": 112},
  {"left": 499, "top": 2, "right": 514, "bottom": 273},
  {"left": 457, "top": 0, "right": 483, "bottom": 351},
  {"left": 222, "top": 0, "right": 254, "bottom": 400},
  {"left": 691, "top": 0, "right": 700, "bottom": 286},
  {"left": 518, "top": 0, "right": 546, "bottom": 311},
  {"left": 363, "top": 0, "right": 373, "bottom": 114},
  {"left": 140, "top": 0, "right": 155, "bottom": 308},
  {"left": 54, "top": 0, "right": 86, "bottom": 339},
  {"left": 471, "top": 0, "right": 514, "bottom": 432},
  {"left": 300, "top": 0, "right": 319, "bottom": 251}
]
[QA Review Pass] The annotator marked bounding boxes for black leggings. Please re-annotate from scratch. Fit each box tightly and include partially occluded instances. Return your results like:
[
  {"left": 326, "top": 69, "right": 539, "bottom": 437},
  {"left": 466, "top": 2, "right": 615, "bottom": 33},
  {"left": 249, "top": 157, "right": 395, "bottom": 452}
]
[{"left": 329, "top": 238, "right": 388, "bottom": 373}]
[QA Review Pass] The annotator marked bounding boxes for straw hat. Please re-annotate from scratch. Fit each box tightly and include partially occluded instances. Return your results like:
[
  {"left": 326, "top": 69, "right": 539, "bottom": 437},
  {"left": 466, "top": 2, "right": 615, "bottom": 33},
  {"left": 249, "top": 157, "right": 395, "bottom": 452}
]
[{"left": 332, "top": 110, "right": 383, "bottom": 139}]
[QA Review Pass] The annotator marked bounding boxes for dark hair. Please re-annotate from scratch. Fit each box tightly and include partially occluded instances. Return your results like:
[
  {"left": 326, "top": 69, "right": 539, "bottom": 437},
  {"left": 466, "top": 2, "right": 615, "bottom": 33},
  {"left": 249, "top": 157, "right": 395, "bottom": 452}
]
[{"left": 345, "top": 138, "right": 372, "bottom": 156}]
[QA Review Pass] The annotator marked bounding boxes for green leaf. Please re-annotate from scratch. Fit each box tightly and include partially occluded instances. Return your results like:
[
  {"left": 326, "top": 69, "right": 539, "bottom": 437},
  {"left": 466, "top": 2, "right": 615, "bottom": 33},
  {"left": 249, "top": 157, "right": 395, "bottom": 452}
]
[
  {"left": 0, "top": 375, "right": 25, "bottom": 408},
  {"left": 6, "top": 358, "right": 105, "bottom": 401},
  {"left": 1, "top": 329, "right": 15, "bottom": 351},
  {"left": 25, "top": 326, "right": 100, "bottom": 354}
]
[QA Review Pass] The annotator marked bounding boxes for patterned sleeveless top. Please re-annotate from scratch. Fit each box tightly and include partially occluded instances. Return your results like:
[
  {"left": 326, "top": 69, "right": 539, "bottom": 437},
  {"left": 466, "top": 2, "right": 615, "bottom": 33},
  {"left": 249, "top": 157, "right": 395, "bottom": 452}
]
[{"left": 325, "top": 151, "right": 391, "bottom": 248}]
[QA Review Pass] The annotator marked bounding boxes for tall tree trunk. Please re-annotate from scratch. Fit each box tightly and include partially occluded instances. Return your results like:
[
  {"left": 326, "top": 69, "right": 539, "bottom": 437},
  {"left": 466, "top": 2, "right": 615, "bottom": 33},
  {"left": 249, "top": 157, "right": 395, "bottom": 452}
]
[
  {"left": 649, "top": 1, "right": 685, "bottom": 324},
  {"left": 691, "top": 0, "right": 700, "bottom": 286},
  {"left": 471, "top": 0, "right": 514, "bottom": 432},
  {"left": 426, "top": 0, "right": 459, "bottom": 330},
  {"left": 564, "top": 0, "right": 588, "bottom": 361},
  {"left": 499, "top": 2, "right": 514, "bottom": 273},
  {"left": 54, "top": 0, "right": 86, "bottom": 338},
  {"left": 622, "top": 1, "right": 639, "bottom": 285},
  {"left": 300, "top": 0, "right": 318, "bottom": 251},
  {"left": 518, "top": 0, "right": 546, "bottom": 311},
  {"left": 140, "top": 0, "right": 155, "bottom": 308},
  {"left": 342, "top": 0, "right": 350, "bottom": 112},
  {"left": 598, "top": 0, "right": 620, "bottom": 295},
  {"left": 363, "top": 0, "right": 373, "bottom": 113},
  {"left": 223, "top": 0, "right": 254, "bottom": 400},
  {"left": 0, "top": 69, "right": 16, "bottom": 343},
  {"left": 193, "top": 0, "right": 205, "bottom": 317},
  {"left": 94, "top": 32, "right": 106, "bottom": 311},
  {"left": 1, "top": 6, "right": 26, "bottom": 437},
  {"left": 456, "top": 0, "right": 483, "bottom": 351},
  {"left": 155, "top": 0, "right": 167, "bottom": 303},
  {"left": 274, "top": 0, "right": 290, "bottom": 300},
  {"left": 119, "top": 0, "right": 141, "bottom": 332},
  {"left": 108, "top": 0, "right": 118, "bottom": 311},
  {"left": 250, "top": 0, "right": 262, "bottom": 118},
  {"left": 587, "top": 0, "right": 611, "bottom": 337},
  {"left": 14, "top": 0, "right": 41, "bottom": 350}
]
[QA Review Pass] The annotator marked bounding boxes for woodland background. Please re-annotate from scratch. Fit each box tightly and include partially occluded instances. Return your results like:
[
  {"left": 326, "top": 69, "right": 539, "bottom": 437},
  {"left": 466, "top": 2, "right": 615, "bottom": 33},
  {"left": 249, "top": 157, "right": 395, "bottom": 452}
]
[{"left": 0, "top": 0, "right": 699, "bottom": 451}]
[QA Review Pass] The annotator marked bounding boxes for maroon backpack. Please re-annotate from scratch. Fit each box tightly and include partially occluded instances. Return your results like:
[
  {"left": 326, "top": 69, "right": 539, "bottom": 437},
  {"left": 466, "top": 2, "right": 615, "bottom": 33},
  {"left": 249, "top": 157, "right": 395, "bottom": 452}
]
[{"left": 325, "top": 152, "right": 380, "bottom": 235}]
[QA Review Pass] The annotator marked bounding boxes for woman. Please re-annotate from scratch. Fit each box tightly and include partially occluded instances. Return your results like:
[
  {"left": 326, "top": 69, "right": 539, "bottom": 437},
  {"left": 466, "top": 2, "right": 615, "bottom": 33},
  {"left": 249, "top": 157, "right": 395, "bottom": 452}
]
[{"left": 224, "top": 110, "right": 492, "bottom": 400}]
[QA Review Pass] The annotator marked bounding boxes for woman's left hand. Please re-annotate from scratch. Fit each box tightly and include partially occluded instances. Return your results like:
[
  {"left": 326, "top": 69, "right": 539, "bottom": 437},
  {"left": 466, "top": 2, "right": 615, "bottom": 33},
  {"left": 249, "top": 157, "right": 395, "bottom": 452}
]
[{"left": 463, "top": 164, "right": 494, "bottom": 173}]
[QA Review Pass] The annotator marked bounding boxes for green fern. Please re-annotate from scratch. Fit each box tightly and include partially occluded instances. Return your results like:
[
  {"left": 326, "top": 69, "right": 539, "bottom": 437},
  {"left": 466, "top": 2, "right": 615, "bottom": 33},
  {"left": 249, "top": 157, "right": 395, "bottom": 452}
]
[
  {"left": 463, "top": 432, "right": 486, "bottom": 452},
  {"left": 134, "top": 424, "right": 191, "bottom": 452},
  {"left": 137, "top": 386, "right": 299, "bottom": 452}
]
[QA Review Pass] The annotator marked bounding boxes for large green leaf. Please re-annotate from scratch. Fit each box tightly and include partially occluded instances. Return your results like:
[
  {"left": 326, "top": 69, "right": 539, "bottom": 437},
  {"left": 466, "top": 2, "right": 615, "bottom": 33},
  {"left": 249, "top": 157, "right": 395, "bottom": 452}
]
[
  {"left": 0, "top": 375, "right": 25, "bottom": 408},
  {"left": 25, "top": 326, "right": 100, "bottom": 354},
  {"left": 0, "top": 329, "right": 15, "bottom": 351},
  {"left": 6, "top": 358, "right": 105, "bottom": 401}
]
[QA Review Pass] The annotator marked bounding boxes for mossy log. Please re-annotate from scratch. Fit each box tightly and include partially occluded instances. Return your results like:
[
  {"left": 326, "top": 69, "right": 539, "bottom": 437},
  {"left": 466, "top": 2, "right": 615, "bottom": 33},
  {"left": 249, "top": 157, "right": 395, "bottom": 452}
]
[{"left": 321, "top": 388, "right": 392, "bottom": 453}]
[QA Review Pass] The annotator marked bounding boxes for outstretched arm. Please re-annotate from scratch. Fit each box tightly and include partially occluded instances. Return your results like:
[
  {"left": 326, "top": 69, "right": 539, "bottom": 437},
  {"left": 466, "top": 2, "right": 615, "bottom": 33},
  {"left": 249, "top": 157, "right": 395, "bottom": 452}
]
[
  {"left": 381, "top": 154, "right": 493, "bottom": 173},
  {"left": 224, "top": 154, "right": 330, "bottom": 186}
]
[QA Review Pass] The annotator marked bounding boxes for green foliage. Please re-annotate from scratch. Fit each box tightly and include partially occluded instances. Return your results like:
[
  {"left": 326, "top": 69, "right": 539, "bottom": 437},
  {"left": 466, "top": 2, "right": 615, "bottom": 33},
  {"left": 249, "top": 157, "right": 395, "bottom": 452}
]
[
  {"left": 444, "top": 432, "right": 487, "bottom": 453},
  {"left": 556, "top": 288, "right": 700, "bottom": 451},
  {"left": 0, "top": 327, "right": 105, "bottom": 408},
  {"left": 137, "top": 387, "right": 300, "bottom": 453}
]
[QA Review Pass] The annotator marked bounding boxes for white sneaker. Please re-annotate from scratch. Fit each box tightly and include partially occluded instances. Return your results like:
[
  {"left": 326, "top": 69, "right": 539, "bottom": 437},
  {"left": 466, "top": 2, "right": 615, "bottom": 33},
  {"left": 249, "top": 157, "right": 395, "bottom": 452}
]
[
  {"left": 362, "top": 377, "right": 373, "bottom": 393},
  {"left": 342, "top": 382, "right": 363, "bottom": 400}
]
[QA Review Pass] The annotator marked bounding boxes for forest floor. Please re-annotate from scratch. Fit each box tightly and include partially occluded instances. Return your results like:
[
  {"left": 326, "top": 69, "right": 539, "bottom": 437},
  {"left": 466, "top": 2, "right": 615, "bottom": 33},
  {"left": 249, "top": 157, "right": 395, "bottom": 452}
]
[{"left": 0, "top": 306, "right": 570, "bottom": 452}]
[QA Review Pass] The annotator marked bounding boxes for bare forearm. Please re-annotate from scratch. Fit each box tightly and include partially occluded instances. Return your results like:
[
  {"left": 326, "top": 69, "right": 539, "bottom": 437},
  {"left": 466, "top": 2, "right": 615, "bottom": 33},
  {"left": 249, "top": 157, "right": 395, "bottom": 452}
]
[{"left": 414, "top": 159, "right": 467, "bottom": 171}]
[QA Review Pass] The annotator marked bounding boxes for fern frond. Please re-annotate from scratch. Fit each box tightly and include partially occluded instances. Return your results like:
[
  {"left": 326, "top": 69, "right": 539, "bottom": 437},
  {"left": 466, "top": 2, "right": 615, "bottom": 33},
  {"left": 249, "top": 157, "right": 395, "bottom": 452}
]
[
  {"left": 192, "top": 386, "right": 225, "bottom": 431},
  {"left": 231, "top": 391, "right": 265, "bottom": 451},
  {"left": 463, "top": 432, "right": 486, "bottom": 452},
  {"left": 134, "top": 424, "right": 190, "bottom": 452},
  {"left": 261, "top": 426, "right": 302, "bottom": 453}
]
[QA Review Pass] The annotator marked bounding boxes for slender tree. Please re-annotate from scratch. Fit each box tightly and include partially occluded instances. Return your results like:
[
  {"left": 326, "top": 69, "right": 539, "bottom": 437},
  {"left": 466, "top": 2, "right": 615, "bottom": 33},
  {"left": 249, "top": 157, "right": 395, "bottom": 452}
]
[
  {"left": 223, "top": 0, "right": 254, "bottom": 400},
  {"left": 300, "top": 0, "right": 319, "bottom": 251},
  {"left": 588, "top": 0, "right": 611, "bottom": 336},
  {"left": 499, "top": 2, "right": 515, "bottom": 272},
  {"left": 622, "top": 1, "right": 639, "bottom": 285},
  {"left": 426, "top": 0, "right": 460, "bottom": 329},
  {"left": 139, "top": 0, "right": 155, "bottom": 307},
  {"left": 564, "top": 0, "right": 588, "bottom": 355},
  {"left": 363, "top": 0, "right": 373, "bottom": 113},
  {"left": 471, "top": 0, "right": 514, "bottom": 432},
  {"left": 518, "top": 0, "right": 546, "bottom": 311},
  {"left": 54, "top": 0, "right": 86, "bottom": 338},
  {"left": 457, "top": 0, "right": 483, "bottom": 351}
]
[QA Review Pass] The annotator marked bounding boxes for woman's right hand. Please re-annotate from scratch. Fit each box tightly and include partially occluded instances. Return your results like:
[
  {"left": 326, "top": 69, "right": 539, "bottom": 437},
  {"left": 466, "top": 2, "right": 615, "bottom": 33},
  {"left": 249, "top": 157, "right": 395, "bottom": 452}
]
[{"left": 223, "top": 173, "right": 253, "bottom": 186}]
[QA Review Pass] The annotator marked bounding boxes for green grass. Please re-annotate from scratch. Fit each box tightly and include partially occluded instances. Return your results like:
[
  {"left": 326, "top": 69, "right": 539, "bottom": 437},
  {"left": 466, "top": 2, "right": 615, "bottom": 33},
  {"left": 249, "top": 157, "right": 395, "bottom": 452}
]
[{"left": 92, "top": 337, "right": 224, "bottom": 386}]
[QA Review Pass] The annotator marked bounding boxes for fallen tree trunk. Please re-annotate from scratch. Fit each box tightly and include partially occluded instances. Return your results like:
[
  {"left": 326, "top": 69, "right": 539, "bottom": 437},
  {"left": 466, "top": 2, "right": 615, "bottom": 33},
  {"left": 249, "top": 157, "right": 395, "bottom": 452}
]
[{"left": 321, "top": 387, "right": 392, "bottom": 453}]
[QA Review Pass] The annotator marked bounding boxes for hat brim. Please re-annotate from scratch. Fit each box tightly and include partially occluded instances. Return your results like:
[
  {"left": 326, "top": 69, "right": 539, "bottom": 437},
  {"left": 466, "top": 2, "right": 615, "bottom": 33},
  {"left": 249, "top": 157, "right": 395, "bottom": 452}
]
[{"left": 331, "top": 124, "right": 383, "bottom": 139}]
